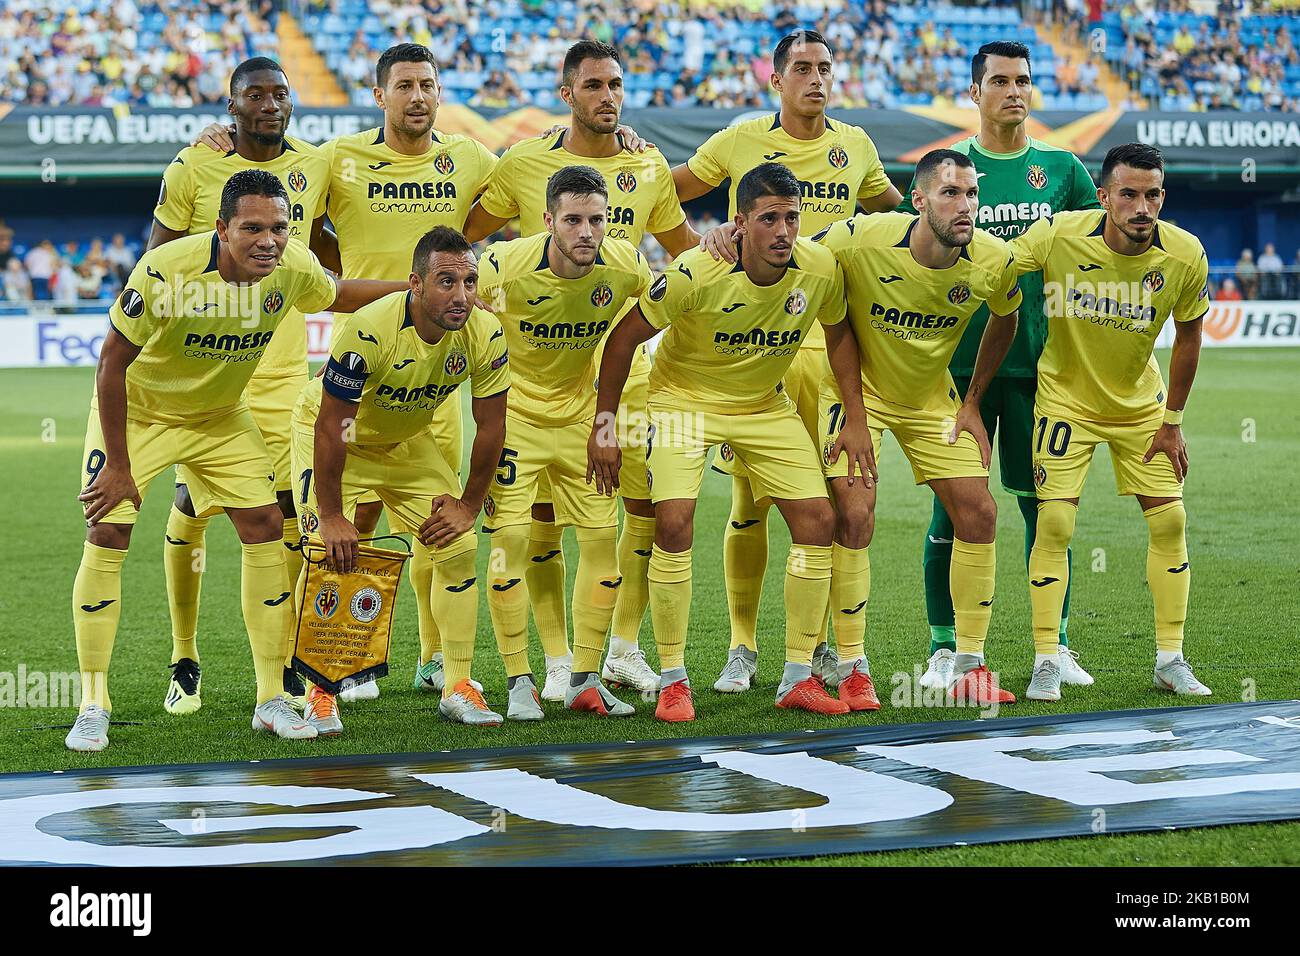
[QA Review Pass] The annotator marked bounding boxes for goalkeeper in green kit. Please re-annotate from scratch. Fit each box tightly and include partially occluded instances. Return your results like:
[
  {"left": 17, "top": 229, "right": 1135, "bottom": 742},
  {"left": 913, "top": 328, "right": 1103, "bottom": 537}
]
[{"left": 900, "top": 41, "right": 1101, "bottom": 690}]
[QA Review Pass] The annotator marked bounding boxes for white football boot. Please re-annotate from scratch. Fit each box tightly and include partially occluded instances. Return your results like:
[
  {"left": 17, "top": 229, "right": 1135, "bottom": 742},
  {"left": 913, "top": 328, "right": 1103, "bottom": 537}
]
[
  {"left": 507, "top": 674, "right": 546, "bottom": 721},
  {"left": 252, "top": 696, "right": 318, "bottom": 739},
  {"left": 713, "top": 646, "right": 758, "bottom": 693},
  {"left": 65, "top": 705, "right": 110, "bottom": 752},
  {"left": 601, "top": 647, "right": 660, "bottom": 694},
  {"left": 1057, "top": 645, "right": 1095, "bottom": 686},
  {"left": 919, "top": 647, "right": 956, "bottom": 689},
  {"left": 1025, "top": 657, "right": 1063, "bottom": 702},
  {"left": 1153, "top": 655, "right": 1212, "bottom": 696},
  {"left": 541, "top": 654, "right": 572, "bottom": 702}
]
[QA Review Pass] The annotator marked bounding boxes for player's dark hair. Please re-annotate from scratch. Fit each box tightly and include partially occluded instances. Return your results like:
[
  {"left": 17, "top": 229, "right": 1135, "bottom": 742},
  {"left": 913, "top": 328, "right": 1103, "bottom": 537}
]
[
  {"left": 219, "top": 169, "right": 289, "bottom": 221},
  {"left": 1101, "top": 142, "right": 1164, "bottom": 185},
  {"left": 914, "top": 148, "right": 976, "bottom": 190},
  {"left": 736, "top": 162, "right": 801, "bottom": 213},
  {"left": 773, "top": 30, "right": 833, "bottom": 74},
  {"left": 412, "top": 226, "right": 473, "bottom": 275},
  {"left": 561, "top": 39, "right": 621, "bottom": 88},
  {"left": 376, "top": 43, "right": 438, "bottom": 89},
  {"left": 230, "top": 57, "right": 287, "bottom": 95},
  {"left": 971, "top": 40, "right": 1032, "bottom": 86},
  {"left": 546, "top": 165, "right": 609, "bottom": 213}
]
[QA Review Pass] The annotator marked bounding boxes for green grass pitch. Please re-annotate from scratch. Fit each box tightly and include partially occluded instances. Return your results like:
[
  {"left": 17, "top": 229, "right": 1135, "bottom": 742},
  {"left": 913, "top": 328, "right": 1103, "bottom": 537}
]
[{"left": 2, "top": 348, "right": 1298, "bottom": 865}]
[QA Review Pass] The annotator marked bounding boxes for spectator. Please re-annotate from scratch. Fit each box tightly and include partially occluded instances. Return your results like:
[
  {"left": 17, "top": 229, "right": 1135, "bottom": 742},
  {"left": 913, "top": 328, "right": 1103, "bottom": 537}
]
[
  {"left": 3, "top": 257, "right": 31, "bottom": 303},
  {"left": 76, "top": 260, "right": 107, "bottom": 299},
  {"left": 0, "top": 225, "right": 15, "bottom": 272},
  {"left": 24, "top": 240, "right": 56, "bottom": 301},
  {"left": 1235, "top": 248, "right": 1258, "bottom": 299},
  {"left": 1216, "top": 276, "right": 1243, "bottom": 301},
  {"left": 1257, "top": 242, "right": 1284, "bottom": 298},
  {"left": 1077, "top": 57, "right": 1100, "bottom": 94},
  {"left": 105, "top": 233, "right": 135, "bottom": 284},
  {"left": 1057, "top": 56, "right": 1079, "bottom": 95},
  {"left": 52, "top": 256, "right": 79, "bottom": 308}
]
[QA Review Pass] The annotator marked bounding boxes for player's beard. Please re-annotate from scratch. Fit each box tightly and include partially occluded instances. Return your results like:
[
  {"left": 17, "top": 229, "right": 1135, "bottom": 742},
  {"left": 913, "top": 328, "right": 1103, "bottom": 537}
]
[
  {"left": 554, "top": 233, "right": 599, "bottom": 268},
  {"left": 575, "top": 102, "right": 619, "bottom": 136},
  {"left": 1117, "top": 218, "right": 1156, "bottom": 245},
  {"left": 395, "top": 111, "right": 434, "bottom": 139},
  {"left": 926, "top": 207, "right": 973, "bottom": 248},
  {"left": 244, "top": 117, "right": 287, "bottom": 148}
]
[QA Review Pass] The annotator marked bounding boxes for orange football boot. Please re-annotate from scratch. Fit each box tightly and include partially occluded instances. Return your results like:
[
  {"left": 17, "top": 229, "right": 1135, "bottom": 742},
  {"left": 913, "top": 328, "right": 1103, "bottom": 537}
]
[
  {"left": 947, "top": 664, "right": 1017, "bottom": 705},
  {"left": 776, "top": 676, "right": 851, "bottom": 715},
  {"left": 655, "top": 679, "right": 696, "bottom": 722},
  {"left": 837, "top": 664, "right": 881, "bottom": 711}
]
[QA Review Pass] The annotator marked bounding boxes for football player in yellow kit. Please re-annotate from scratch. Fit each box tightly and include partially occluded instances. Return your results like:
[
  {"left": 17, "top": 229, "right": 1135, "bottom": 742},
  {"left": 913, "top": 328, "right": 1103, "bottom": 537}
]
[
  {"left": 670, "top": 30, "right": 903, "bottom": 694},
  {"left": 476, "top": 166, "right": 652, "bottom": 719},
  {"left": 1010, "top": 144, "right": 1212, "bottom": 701},
  {"left": 465, "top": 40, "right": 698, "bottom": 701},
  {"left": 197, "top": 44, "right": 499, "bottom": 702},
  {"left": 589, "top": 163, "right": 874, "bottom": 722},
  {"left": 815, "top": 149, "right": 1024, "bottom": 707},
  {"left": 149, "top": 57, "right": 332, "bottom": 715},
  {"left": 66, "top": 171, "right": 405, "bottom": 752},
  {"left": 293, "top": 227, "right": 510, "bottom": 733}
]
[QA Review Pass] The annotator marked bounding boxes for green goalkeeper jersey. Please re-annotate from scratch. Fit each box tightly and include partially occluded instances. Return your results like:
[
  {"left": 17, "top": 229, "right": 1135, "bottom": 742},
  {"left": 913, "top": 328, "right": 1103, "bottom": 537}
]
[{"left": 899, "top": 136, "right": 1100, "bottom": 377}]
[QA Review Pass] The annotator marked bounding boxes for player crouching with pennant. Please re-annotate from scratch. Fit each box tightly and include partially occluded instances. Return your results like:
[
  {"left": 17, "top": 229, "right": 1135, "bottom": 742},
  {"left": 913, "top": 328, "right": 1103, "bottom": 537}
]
[{"left": 291, "top": 226, "right": 511, "bottom": 734}]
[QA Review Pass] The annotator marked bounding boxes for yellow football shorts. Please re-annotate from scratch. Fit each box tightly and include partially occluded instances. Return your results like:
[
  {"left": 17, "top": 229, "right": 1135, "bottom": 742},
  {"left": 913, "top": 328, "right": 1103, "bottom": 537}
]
[
  {"left": 1031, "top": 404, "right": 1183, "bottom": 499},
  {"left": 646, "top": 398, "right": 827, "bottom": 504},
  {"left": 290, "top": 416, "right": 465, "bottom": 540},
  {"left": 81, "top": 406, "right": 277, "bottom": 524},
  {"left": 819, "top": 380, "right": 988, "bottom": 484},
  {"left": 175, "top": 370, "right": 305, "bottom": 514},
  {"left": 711, "top": 345, "right": 825, "bottom": 482},
  {"left": 375, "top": 392, "right": 463, "bottom": 532},
  {"left": 485, "top": 409, "right": 617, "bottom": 530}
]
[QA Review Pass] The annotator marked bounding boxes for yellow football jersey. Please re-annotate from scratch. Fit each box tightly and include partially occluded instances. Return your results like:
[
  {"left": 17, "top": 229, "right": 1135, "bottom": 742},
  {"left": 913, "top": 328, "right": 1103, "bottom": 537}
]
[
  {"left": 687, "top": 114, "right": 890, "bottom": 350},
  {"left": 640, "top": 238, "right": 846, "bottom": 416},
  {"left": 104, "top": 232, "right": 337, "bottom": 425},
  {"left": 815, "top": 212, "right": 1023, "bottom": 412},
  {"left": 319, "top": 127, "right": 498, "bottom": 281},
  {"left": 1011, "top": 209, "right": 1210, "bottom": 421},
  {"left": 152, "top": 137, "right": 330, "bottom": 377},
  {"left": 477, "top": 130, "right": 686, "bottom": 244},
  {"left": 478, "top": 231, "right": 651, "bottom": 425},
  {"left": 687, "top": 113, "right": 892, "bottom": 236},
  {"left": 298, "top": 290, "right": 510, "bottom": 445}
]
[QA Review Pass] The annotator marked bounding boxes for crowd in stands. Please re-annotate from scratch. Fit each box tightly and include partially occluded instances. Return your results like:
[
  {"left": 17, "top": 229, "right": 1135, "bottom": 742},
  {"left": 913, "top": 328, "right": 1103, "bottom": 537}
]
[
  {"left": 313, "top": 0, "right": 1082, "bottom": 111},
  {"left": 0, "top": 0, "right": 278, "bottom": 107},
  {"left": 0, "top": 222, "right": 138, "bottom": 308},
  {"left": 1105, "top": 0, "right": 1300, "bottom": 112},
  {"left": 4, "top": 0, "right": 1300, "bottom": 112},
  {"left": 1222, "top": 244, "right": 1300, "bottom": 299}
]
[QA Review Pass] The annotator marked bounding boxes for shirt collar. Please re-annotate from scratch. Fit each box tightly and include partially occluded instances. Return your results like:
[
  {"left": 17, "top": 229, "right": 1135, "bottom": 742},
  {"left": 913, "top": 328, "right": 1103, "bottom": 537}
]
[{"left": 202, "top": 232, "right": 220, "bottom": 273}]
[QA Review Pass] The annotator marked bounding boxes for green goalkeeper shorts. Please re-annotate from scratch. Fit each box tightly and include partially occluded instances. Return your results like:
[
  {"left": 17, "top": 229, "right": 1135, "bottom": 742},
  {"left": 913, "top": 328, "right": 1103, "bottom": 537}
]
[{"left": 952, "top": 375, "right": 1038, "bottom": 497}]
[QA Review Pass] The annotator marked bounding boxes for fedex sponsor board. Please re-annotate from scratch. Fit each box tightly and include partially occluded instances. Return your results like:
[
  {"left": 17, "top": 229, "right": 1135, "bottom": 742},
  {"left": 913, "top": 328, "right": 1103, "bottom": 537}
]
[
  {"left": 2, "top": 303, "right": 1299, "bottom": 368},
  {"left": 0, "top": 313, "right": 339, "bottom": 367}
]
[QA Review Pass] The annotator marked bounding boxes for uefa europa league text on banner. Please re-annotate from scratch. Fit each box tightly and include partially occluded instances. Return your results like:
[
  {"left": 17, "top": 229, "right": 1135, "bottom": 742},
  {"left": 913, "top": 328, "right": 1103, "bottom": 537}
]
[{"left": 293, "top": 538, "right": 411, "bottom": 694}]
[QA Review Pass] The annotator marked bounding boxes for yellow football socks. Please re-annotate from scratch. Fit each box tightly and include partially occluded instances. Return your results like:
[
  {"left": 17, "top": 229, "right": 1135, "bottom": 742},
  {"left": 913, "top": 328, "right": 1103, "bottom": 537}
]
[
  {"left": 610, "top": 511, "right": 655, "bottom": 646},
  {"left": 951, "top": 538, "right": 996, "bottom": 657},
  {"left": 487, "top": 527, "right": 532, "bottom": 678},
  {"left": 241, "top": 540, "right": 291, "bottom": 705},
  {"left": 73, "top": 541, "right": 126, "bottom": 711},
  {"left": 525, "top": 518, "right": 570, "bottom": 658},
  {"left": 1144, "top": 501, "right": 1189, "bottom": 654},
  {"left": 409, "top": 545, "right": 442, "bottom": 663},
  {"left": 280, "top": 517, "right": 304, "bottom": 667},
  {"left": 724, "top": 477, "right": 768, "bottom": 652},
  {"left": 1029, "top": 500, "right": 1077, "bottom": 655},
  {"left": 830, "top": 543, "right": 870, "bottom": 662},
  {"left": 163, "top": 506, "right": 208, "bottom": 663},
  {"left": 649, "top": 545, "right": 692, "bottom": 671},
  {"left": 572, "top": 526, "right": 619, "bottom": 675},
  {"left": 785, "top": 545, "right": 832, "bottom": 665},
  {"left": 431, "top": 540, "right": 478, "bottom": 695}
]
